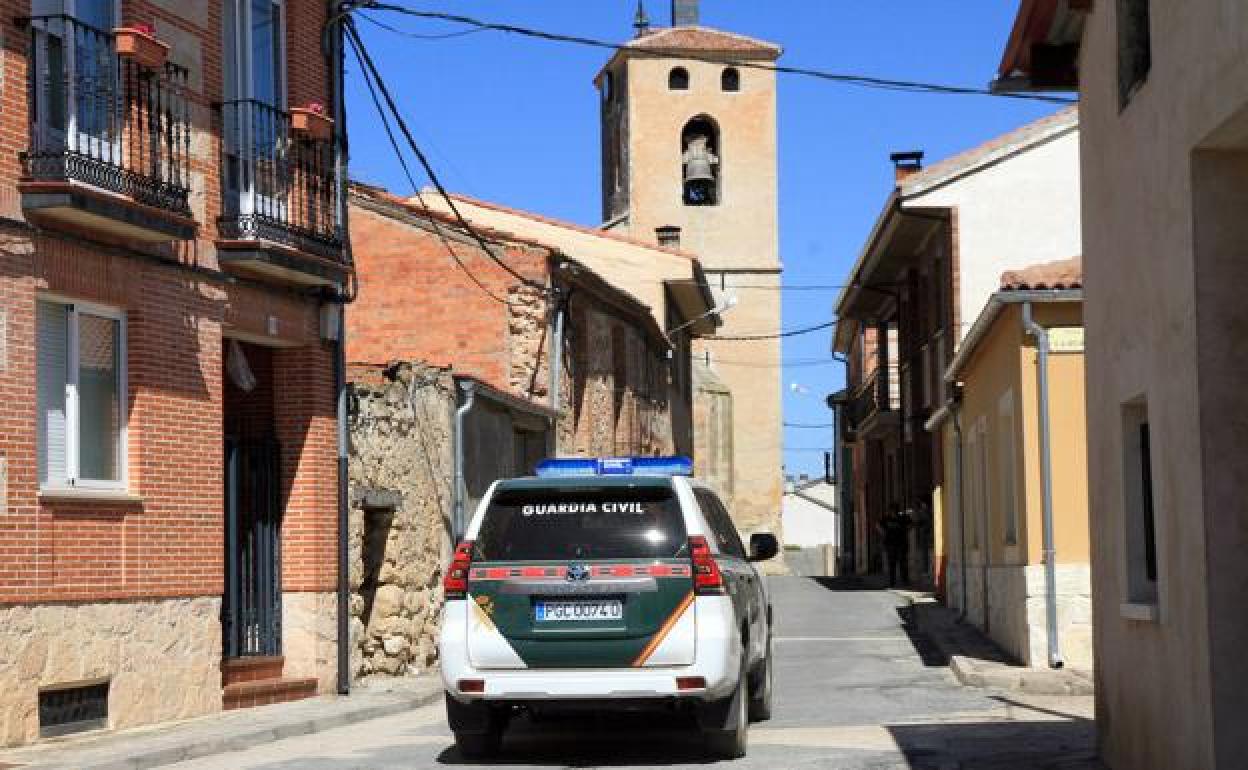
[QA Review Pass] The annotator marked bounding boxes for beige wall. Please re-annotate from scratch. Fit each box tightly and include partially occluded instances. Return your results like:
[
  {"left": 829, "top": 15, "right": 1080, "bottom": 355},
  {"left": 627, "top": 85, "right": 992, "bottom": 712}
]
[
  {"left": 1079, "top": 2, "right": 1248, "bottom": 767},
  {"left": 616, "top": 52, "right": 783, "bottom": 546},
  {"left": 621, "top": 56, "right": 778, "bottom": 272},
  {"left": 941, "top": 301, "right": 1091, "bottom": 668}
]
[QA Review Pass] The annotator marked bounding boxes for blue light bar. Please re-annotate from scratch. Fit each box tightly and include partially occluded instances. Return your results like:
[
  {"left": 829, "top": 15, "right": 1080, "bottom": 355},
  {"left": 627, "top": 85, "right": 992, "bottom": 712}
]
[{"left": 535, "top": 456, "right": 694, "bottom": 478}]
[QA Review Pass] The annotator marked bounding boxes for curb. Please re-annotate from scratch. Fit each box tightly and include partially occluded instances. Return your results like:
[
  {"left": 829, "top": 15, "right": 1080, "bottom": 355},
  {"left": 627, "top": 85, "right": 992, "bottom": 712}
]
[
  {"left": 897, "top": 593, "right": 1095, "bottom": 697},
  {"left": 10, "top": 685, "right": 443, "bottom": 770}
]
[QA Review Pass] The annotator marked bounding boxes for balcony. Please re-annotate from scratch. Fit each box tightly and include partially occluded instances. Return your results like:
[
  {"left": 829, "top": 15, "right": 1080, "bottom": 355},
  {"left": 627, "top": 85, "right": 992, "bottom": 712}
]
[
  {"left": 19, "top": 16, "right": 195, "bottom": 241},
  {"left": 215, "top": 99, "right": 347, "bottom": 288},
  {"left": 844, "top": 364, "right": 900, "bottom": 442}
]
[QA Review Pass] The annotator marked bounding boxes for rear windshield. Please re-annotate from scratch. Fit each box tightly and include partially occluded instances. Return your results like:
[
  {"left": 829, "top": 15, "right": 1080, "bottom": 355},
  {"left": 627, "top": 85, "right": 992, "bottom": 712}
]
[{"left": 475, "top": 484, "right": 688, "bottom": 561}]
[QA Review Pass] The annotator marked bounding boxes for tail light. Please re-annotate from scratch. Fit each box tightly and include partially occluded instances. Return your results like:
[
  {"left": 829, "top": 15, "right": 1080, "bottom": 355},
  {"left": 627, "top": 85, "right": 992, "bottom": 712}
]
[
  {"left": 689, "top": 535, "right": 725, "bottom": 595},
  {"left": 443, "top": 540, "right": 474, "bottom": 599}
]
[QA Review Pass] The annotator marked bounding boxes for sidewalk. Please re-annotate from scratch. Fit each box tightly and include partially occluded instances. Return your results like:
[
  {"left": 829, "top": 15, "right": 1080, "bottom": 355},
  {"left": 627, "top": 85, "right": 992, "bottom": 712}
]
[
  {"left": 0, "top": 675, "right": 442, "bottom": 770},
  {"left": 897, "top": 592, "right": 1095, "bottom": 697}
]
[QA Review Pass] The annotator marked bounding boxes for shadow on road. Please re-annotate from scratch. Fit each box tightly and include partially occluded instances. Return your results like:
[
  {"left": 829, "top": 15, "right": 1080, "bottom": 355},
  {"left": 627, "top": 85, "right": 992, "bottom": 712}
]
[
  {"left": 808, "top": 575, "right": 891, "bottom": 592},
  {"left": 887, "top": 714, "right": 1102, "bottom": 769},
  {"left": 435, "top": 711, "right": 716, "bottom": 766}
]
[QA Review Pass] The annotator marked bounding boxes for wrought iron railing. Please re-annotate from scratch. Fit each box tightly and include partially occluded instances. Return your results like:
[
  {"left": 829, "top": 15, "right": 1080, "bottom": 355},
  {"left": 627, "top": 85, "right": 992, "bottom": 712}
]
[
  {"left": 21, "top": 15, "right": 192, "bottom": 217},
  {"left": 218, "top": 99, "right": 342, "bottom": 260}
]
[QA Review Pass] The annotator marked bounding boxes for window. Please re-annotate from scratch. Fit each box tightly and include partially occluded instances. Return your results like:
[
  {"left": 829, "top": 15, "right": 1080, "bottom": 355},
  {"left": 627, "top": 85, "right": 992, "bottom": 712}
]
[
  {"left": 695, "top": 489, "right": 746, "bottom": 559},
  {"left": 721, "top": 67, "right": 740, "bottom": 92},
  {"left": 1117, "top": 0, "right": 1151, "bottom": 108},
  {"left": 37, "top": 299, "right": 126, "bottom": 489},
  {"left": 29, "top": 0, "right": 121, "bottom": 154},
  {"left": 1122, "top": 400, "right": 1158, "bottom": 603},
  {"left": 222, "top": 0, "right": 286, "bottom": 214},
  {"left": 668, "top": 66, "right": 689, "bottom": 90},
  {"left": 999, "top": 391, "right": 1018, "bottom": 546},
  {"left": 476, "top": 484, "right": 686, "bottom": 561}
]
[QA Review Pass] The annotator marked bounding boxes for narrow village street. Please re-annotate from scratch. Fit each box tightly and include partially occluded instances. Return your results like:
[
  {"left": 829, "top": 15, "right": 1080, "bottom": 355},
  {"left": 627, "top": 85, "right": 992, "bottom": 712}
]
[{"left": 166, "top": 578, "right": 1097, "bottom": 770}]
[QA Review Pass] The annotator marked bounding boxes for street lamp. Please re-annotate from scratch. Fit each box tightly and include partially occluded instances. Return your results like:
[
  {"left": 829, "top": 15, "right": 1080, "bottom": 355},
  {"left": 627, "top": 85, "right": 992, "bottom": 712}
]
[{"left": 666, "top": 294, "right": 738, "bottom": 341}]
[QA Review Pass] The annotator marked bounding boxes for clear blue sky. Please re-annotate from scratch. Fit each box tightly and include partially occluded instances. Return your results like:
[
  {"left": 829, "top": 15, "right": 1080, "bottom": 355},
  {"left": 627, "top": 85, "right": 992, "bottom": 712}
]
[{"left": 343, "top": 1, "right": 1061, "bottom": 477}]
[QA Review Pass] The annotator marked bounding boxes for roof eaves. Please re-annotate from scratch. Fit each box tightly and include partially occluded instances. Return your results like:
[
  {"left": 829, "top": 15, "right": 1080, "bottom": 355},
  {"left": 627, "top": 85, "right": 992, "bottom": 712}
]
[{"left": 900, "top": 108, "right": 1079, "bottom": 200}]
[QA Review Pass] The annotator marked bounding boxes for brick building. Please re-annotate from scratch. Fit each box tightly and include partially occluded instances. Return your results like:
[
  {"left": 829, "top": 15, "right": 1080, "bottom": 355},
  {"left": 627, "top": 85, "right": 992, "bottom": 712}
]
[
  {"left": 348, "top": 183, "right": 710, "bottom": 471},
  {"left": 0, "top": 0, "right": 349, "bottom": 745}
]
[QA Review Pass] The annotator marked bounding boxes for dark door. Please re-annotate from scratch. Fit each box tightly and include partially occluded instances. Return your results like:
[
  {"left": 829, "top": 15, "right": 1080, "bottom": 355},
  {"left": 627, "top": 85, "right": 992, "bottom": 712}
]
[{"left": 223, "top": 437, "right": 282, "bottom": 657}]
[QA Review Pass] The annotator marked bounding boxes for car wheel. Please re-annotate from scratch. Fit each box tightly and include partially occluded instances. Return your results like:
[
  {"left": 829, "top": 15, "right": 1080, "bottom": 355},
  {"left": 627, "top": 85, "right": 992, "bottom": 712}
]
[
  {"left": 748, "top": 635, "right": 774, "bottom": 722},
  {"left": 704, "top": 658, "right": 749, "bottom": 759}
]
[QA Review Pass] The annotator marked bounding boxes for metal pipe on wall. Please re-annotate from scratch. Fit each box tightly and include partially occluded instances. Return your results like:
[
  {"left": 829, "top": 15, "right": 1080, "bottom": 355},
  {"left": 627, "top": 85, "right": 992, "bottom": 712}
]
[
  {"left": 453, "top": 381, "right": 477, "bottom": 540},
  {"left": 1022, "top": 302, "right": 1064, "bottom": 669},
  {"left": 951, "top": 401, "right": 969, "bottom": 621}
]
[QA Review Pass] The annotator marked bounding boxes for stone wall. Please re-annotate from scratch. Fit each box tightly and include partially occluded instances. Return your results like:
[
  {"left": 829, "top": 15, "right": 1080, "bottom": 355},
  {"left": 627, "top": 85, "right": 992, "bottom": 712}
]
[
  {"left": 347, "top": 363, "right": 454, "bottom": 682},
  {"left": 0, "top": 597, "right": 221, "bottom": 747},
  {"left": 282, "top": 592, "right": 338, "bottom": 694}
]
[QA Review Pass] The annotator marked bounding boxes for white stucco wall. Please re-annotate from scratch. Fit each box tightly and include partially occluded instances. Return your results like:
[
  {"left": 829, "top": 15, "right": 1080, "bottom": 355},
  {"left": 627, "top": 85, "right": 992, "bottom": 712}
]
[
  {"left": 906, "top": 121, "right": 1083, "bottom": 339},
  {"left": 781, "top": 483, "right": 838, "bottom": 548}
]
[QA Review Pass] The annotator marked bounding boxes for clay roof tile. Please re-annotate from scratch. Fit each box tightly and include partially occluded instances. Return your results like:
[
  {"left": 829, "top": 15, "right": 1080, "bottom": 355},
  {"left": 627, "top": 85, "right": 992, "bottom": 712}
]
[{"left": 999, "top": 257, "right": 1083, "bottom": 291}]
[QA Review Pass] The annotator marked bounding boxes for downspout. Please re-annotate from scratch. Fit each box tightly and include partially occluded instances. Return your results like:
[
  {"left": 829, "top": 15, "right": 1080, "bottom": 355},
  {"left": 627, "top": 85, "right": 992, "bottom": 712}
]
[
  {"left": 1022, "top": 302, "right": 1064, "bottom": 669},
  {"left": 453, "top": 381, "right": 477, "bottom": 540},
  {"left": 951, "top": 399, "right": 969, "bottom": 621},
  {"left": 327, "top": 2, "right": 354, "bottom": 698},
  {"left": 548, "top": 285, "right": 572, "bottom": 453}
]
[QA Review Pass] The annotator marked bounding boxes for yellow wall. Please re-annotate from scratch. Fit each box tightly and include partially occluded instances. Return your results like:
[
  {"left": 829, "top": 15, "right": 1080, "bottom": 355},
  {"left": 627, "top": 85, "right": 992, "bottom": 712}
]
[{"left": 953, "top": 302, "right": 1089, "bottom": 568}]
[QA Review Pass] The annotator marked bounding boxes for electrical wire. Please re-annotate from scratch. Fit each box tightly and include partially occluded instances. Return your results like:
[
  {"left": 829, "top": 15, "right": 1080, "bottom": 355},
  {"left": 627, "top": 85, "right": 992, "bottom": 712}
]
[
  {"left": 358, "top": 4, "right": 1076, "bottom": 105},
  {"left": 348, "top": 30, "right": 508, "bottom": 303},
  {"left": 785, "top": 423, "right": 834, "bottom": 429},
  {"left": 358, "top": 10, "right": 488, "bottom": 40},
  {"left": 710, "top": 319, "right": 836, "bottom": 341},
  {"left": 344, "top": 19, "right": 551, "bottom": 297}
]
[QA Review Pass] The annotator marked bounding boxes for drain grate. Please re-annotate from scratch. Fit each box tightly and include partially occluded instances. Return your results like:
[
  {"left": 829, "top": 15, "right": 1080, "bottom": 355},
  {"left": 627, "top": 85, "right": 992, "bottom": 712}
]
[{"left": 38, "top": 681, "right": 109, "bottom": 738}]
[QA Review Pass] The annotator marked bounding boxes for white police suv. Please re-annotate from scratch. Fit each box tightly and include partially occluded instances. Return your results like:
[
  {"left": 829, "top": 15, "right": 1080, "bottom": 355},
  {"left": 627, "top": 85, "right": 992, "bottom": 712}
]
[{"left": 438, "top": 456, "right": 778, "bottom": 758}]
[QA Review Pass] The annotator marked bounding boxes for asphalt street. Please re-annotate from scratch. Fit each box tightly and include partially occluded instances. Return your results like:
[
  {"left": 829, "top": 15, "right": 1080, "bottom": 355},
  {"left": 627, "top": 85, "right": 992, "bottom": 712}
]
[{"left": 168, "top": 577, "right": 1099, "bottom": 769}]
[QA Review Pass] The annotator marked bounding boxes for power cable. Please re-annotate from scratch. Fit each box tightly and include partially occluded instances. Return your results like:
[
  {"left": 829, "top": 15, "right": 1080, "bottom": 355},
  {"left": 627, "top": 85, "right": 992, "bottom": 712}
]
[
  {"left": 710, "top": 319, "right": 835, "bottom": 341},
  {"left": 347, "top": 31, "right": 508, "bottom": 303},
  {"left": 343, "top": 19, "right": 551, "bottom": 297},
  {"left": 358, "top": 10, "right": 487, "bottom": 40},
  {"left": 358, "top": 4, "right": 1076, "bottom": 105},
  {"left": 785, "top": 423, "right": 834, "bottom": 429}
]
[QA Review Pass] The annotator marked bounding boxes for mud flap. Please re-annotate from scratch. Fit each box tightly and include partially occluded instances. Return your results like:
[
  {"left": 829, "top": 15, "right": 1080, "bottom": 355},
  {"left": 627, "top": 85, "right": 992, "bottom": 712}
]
[
  {"left": 445, "top": 693, "right": 504, "bottom": 735},
  {"left": 695, "top": 673, "right": 744, "bottom": 730}
]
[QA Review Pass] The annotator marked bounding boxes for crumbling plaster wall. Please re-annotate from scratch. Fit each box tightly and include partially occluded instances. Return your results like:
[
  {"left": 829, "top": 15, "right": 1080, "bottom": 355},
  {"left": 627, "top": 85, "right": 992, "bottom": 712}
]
[{"left": 347, "top": 363, "right": 453, "bottom": 682}]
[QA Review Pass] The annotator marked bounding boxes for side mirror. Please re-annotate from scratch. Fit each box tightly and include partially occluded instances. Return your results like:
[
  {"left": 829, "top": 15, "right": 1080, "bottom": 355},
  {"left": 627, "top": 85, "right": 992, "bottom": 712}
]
[{"left": 749, "top": 532, "right": 779, "bottom": 562}]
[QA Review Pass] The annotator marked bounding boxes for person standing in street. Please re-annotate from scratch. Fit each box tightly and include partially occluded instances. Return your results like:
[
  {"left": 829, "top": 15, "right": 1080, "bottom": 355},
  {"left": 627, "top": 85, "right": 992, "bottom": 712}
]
[{"left": 878, "top": 505, "right": 913, "bottom": 587}]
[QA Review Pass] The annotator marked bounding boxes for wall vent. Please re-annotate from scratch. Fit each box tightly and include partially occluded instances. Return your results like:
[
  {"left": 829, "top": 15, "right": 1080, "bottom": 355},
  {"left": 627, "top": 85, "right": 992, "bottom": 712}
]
[{"left": 39, "top": 681, "right": 109, "bottom": 737}]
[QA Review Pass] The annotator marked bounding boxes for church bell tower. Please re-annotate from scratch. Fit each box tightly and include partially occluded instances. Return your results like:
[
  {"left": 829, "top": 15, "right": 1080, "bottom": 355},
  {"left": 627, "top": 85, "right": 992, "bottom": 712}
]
[{"left": 595, "top": 1, "right": 785, "bottom": 537}]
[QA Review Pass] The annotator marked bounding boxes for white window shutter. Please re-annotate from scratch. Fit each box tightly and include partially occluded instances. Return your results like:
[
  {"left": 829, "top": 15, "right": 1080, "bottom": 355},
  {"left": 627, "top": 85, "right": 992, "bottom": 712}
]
[{"left": 36, "top": 300, "right": 69, "bottom": 485}]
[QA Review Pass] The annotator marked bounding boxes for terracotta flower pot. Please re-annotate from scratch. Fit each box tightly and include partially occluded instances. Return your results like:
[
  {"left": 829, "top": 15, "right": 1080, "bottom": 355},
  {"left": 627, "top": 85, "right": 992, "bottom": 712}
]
[
  {"left": 290, "top": 107, "right": 334, "bottom": 141},
  {"left": 114, "top": 27, "right": 170, "bottom": 70}
]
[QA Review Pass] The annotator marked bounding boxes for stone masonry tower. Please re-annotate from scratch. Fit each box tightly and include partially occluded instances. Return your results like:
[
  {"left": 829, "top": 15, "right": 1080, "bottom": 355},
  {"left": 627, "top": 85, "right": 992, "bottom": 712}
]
[{"left": 595, "top": 1, "right": 784, "bottom": 539}]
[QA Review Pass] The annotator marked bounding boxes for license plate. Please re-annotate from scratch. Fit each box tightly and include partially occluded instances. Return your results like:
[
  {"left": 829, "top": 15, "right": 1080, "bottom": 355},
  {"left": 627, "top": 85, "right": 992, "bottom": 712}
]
[{"left": 535, "top": 600, "right": 623, "bottom": 622}]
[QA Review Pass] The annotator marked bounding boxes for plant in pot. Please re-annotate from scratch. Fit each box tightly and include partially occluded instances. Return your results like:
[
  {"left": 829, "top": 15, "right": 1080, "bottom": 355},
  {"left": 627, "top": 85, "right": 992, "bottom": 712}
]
[
  {"left": 113, "top": 22, "right": 170, "bottom": 70},
  {"left": 290, "top": 102, "right": 334, "bottom": 141}
]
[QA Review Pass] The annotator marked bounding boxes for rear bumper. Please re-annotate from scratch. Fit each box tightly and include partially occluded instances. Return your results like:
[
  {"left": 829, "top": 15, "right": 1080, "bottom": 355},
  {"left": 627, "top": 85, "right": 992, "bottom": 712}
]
[{"left": 439, "top": 596, "right": 741, "bottom": 703}]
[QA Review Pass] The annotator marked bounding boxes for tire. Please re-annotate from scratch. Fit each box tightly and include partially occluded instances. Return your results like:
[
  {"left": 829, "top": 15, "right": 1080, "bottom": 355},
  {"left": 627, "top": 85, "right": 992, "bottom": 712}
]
[
  {"left": 748, "top": 636, "right": 774, "bottom": 722},
  {"left": 704, "top": 658, "right": 749, "bottom": 759}
]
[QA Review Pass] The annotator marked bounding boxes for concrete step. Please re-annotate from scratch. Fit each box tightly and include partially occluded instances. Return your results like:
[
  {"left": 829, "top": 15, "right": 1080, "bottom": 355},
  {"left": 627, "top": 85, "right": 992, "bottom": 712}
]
[{"left": 223, "top": 677, "right": 318, "bottom": 710}]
